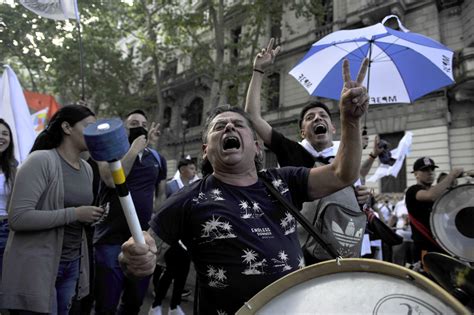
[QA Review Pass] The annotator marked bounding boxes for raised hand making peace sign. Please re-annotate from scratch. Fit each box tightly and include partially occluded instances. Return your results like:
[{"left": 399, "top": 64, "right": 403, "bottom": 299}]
[
  {"left": 253, "top": 38, "right": 281, "bottom": 73},
  {"left": 339, "top": 58, "right": 369, "bottom": 121}
]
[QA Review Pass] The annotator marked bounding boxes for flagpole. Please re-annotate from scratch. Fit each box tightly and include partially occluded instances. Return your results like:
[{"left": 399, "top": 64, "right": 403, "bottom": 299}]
[
  {"left": 76, "top": 18, "right": 85, "bottom": 101},
  {"left": 73, "top": 0, "right": 85, "bottom": 101}
]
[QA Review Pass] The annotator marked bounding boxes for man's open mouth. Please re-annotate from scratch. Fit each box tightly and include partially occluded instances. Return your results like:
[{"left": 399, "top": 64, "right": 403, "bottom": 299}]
[
  {"left": 223, "top": 136, "right": 240, "bottom": 150},
  {"left": 313, "top": 124, "right": 327, "bottom": 135}
]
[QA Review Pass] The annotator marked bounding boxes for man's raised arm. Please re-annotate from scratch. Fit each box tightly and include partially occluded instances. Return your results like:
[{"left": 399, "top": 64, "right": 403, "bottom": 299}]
[
  {"left": 307, "top": 59, "right": 369, "bottom": 200},
  {"left": 244, "top": 38, "right": 280, "bottom": 146}
]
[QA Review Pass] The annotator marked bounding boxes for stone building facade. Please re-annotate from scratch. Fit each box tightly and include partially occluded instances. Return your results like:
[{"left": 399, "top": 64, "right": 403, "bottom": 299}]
[{"left": 156, "top": 0, "right": 473, "bottom": 194}]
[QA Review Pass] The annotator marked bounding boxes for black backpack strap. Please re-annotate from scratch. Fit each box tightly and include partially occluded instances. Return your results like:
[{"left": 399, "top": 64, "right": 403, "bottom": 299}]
[{"left": 258, "top": 172, "right": 341, "bottom": 259}]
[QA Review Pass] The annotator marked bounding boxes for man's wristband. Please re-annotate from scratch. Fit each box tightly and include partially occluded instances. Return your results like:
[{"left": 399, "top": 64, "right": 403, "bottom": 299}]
[
  {"left": 369, "top": 153, "right": 377, "bottom": 159},
  {"left": 253, "top": 68, "right": 264, "bottom": 74}
]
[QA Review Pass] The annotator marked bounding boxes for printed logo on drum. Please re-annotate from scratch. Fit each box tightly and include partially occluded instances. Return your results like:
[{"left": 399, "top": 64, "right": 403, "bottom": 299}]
[
  {"left": 373, "top": 294, "right": 444, "bottom": 314},
  {"left": 332, "top": 219, "right": 364, "bottom": 248}
]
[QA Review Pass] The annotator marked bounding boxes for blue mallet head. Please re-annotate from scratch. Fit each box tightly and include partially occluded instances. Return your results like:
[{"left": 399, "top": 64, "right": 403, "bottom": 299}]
[{"left": 84, "top": 118, "right": 130, "bottom": 162}]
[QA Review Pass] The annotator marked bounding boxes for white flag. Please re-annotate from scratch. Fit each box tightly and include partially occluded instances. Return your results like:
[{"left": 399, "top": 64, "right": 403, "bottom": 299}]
[
  {"left": 0, "top": 66, "right": 37, "bottom": 163},
  {"left": 20, "top": 0, "right": 79, "bottom": 21},
  {"left": 367, "top": 132, "right": 413, "bottom": 182}
]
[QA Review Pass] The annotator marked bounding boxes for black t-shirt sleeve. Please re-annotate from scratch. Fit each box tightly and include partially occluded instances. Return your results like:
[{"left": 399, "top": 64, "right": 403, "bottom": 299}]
[
  {"left": 269, "top": 129, "right": 315, "bottom": 168},
  {"left": 272, "top": 166, "right": 310, "bottom": 209},
  {"left": 150, "top": 190, "right": 190, "bottom": 245},
  {"left": 405, "top": 185, "right": 423, "bottom": 213}
]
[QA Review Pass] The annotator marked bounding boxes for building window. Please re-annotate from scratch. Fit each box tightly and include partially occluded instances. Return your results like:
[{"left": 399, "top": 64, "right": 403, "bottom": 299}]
[
  {"left": 231, "top": 26, "right": 241, "bottom": 62},
  {"left": 270, "top": 2, "right": 283, "bottom": 45},
  {"left": 267, "top": 72, "right": 280, "bottom": 111},
  {"left": 380, "top": 131, "right": 407, "bottom": 193},
  {"left": 227, "top": 84, "right": 238, "bottom": 108},
  {"left": 320, "top": 0, "right": 333, "bottom": 26},
  {"left": 163, "top": 106, "right": 171, "bottom": 128},
  {"left": 162, "top": 61, "right": 177, "bottom": 80},
  {"left": 186, "top": 97, "right": 203, "bottom": 128}
]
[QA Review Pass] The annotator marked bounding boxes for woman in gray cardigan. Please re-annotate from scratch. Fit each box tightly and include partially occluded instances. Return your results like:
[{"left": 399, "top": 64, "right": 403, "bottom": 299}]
[{"left": 0, "top": 105, "right": 105, "bottom": 315}]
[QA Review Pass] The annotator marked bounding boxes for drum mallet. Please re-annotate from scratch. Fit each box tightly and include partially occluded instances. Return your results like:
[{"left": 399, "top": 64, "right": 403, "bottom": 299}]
[{"left": 84, "top": 118, "right": 145, "bottom": 245}]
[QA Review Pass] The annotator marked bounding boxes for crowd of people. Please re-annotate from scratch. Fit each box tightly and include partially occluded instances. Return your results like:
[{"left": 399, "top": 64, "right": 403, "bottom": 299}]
[{"left": 0, "top": 38, "right": 471, "bottom": 315}]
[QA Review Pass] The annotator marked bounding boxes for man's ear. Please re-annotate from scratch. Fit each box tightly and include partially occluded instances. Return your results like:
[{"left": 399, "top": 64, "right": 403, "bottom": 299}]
[
  {"left": 300, "top": 129, "right": 305, "bottom": 139},
  {"left": 254, "top": 140, "right": 261, "bottom": 153},
  {"left": 330, "top": 122, "right": 336, "bottom": 134}
]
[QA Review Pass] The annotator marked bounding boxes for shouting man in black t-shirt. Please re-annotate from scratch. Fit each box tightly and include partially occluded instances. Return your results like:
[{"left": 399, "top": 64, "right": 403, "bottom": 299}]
[
  {"left": 118, "top": 55, "right": 368, "bottom": 314},
  {"left": 405, "top": 156, "right": 462, "bottom": 267},
  {"left": 245, "top": 38, "right": 370, "bottom": 264}
]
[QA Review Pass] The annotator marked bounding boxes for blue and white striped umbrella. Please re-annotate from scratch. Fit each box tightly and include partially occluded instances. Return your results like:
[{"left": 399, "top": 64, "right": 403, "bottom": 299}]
[{"left": 289, "top": 15, "right": 455, "bottom": 104}]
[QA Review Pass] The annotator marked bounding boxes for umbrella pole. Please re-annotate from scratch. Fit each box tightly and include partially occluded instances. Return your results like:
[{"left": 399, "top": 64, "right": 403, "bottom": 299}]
[{"left": 364, "top": 40, "right": 374, "bottom": 130}]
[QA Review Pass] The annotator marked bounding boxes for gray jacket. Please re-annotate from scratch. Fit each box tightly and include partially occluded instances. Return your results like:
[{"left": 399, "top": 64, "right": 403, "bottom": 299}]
[{"left": 0, "top": 149, "right": 91, "bottom": 313}]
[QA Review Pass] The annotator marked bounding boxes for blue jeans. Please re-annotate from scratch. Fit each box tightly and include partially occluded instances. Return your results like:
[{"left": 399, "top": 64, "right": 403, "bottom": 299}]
[
  {"left": 52, "top": 259, "right": 80, "bottom": 315},
  {"left": 94, "top": 244, "right": 151, "bottom": 315},
  {"left": 0, "top": 220, "right": 9, "bottom": 282}
]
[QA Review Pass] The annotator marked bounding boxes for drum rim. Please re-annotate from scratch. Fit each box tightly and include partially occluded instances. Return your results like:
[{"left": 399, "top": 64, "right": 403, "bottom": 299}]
[
  {"left": 236, "top": 258, "right": 469, "bottom": 315},
  {"left": 430, "top": 183, "right": 474, "bottom": 261}
]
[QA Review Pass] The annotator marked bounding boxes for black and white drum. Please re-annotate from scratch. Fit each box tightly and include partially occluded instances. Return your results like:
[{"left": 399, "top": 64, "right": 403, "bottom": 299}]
[
  {"left": 236, "top": 259, "right": 469, "bottom": 314},
  {"left": 431, "top": 184, "right": 474, "bottom": 262}
]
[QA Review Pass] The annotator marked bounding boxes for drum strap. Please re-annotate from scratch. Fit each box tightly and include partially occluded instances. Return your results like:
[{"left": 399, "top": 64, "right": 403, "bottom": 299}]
[
  {"left": 258, "top": 173, "right": 341, "bottom": 259},
  {"left": 408, "top": 214, "right": 439, "bottom": 247}
]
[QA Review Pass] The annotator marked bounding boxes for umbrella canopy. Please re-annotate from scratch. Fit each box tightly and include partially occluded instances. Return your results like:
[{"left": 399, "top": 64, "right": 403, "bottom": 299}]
[{"left": 289, "top": 15, "right": 455, "bottom": 104}]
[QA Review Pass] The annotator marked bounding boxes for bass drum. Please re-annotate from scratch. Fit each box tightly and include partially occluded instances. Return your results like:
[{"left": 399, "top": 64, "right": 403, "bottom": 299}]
[
  {"left": 236, "top": 259, "right": 469, "bottom": 315},
  {"left": 431, "top": 183, "right": 474, "bottom": 262}
]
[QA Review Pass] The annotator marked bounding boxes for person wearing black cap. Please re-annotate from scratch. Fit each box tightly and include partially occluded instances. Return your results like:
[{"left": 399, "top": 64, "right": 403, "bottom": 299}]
[{"left": 405, "top": 157, "right": 463, "bottom": 270}]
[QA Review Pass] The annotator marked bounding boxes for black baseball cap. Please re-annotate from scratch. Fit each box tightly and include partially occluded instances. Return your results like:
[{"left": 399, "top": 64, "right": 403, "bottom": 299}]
[{"left": 412, "top": 157, "right": 439, "bottom": 173}]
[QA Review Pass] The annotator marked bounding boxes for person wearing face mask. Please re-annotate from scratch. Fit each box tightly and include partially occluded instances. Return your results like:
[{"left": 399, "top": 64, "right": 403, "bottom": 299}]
[{"left": 93, "top": 109, "right": 167, "bottom": 315}]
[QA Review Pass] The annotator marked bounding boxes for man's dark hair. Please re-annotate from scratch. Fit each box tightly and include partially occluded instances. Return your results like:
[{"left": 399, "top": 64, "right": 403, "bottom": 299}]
[
  {"left": 201, "top": 105, "right": 262, "bottom": 176},
  {"left": 178, "top": 158, "right": 195, "bottom": 170},
  {"left": 0, "top": 118, "right": 17, "bottom": 188},
  {"left": 31, "top": 104, "right": 95, "bottom": 152},
  {"left": 298, "top": 101, "right": 332, "bottom": 129},
  {"left": 125, "top": 109, "right": 148, "bottom": 120}
]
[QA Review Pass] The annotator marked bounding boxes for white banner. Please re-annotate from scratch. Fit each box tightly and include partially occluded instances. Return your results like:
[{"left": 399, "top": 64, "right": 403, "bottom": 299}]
[
  {"left": 19, "top": 0, "right": 79, "bottom": 21},
  {"left": 0, "top": 66, "right": 37, "bottom": 163},
  {"left": 367, "top": 132, "right": 413, "bottom": 182}
]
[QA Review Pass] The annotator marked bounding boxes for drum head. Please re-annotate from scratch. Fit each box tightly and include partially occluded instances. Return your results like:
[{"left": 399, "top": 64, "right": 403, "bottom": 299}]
[
  {"left": 431, "top": 184, "right": 474, "bottom": 261},
  {"left": 236, "top": 259, "right": 469, "bottom": 314}
]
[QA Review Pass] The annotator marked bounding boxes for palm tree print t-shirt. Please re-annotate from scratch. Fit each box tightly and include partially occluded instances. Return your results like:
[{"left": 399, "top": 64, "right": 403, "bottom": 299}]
[{"left": 150, "top": 167, "right": 310, "bottom": 315}]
